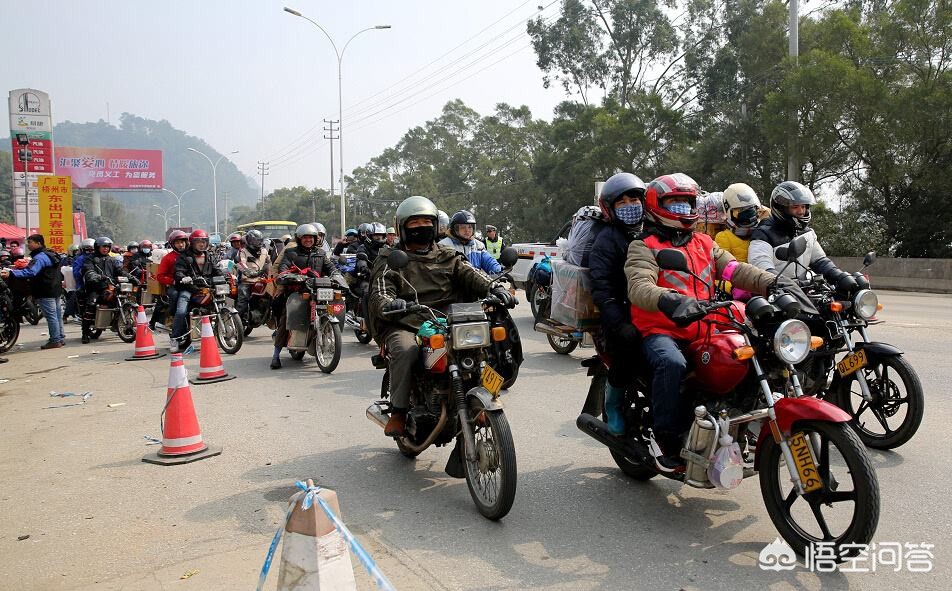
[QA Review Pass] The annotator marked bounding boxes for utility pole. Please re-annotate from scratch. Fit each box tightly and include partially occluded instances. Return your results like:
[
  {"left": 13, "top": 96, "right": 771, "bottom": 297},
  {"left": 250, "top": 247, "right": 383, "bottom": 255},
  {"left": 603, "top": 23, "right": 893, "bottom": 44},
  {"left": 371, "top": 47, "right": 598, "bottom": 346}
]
[
  {"left": 222, "top": 191, "right": 229, "bottom": 235},
  {"left": 323, "top": 119, "right": 339, "bottom": 223},
  {"left": 257, "top": 161, "right": 270, "bottom": 203},
  {"left": 787, "top": 0, "right": 800, "bottom": 182}
]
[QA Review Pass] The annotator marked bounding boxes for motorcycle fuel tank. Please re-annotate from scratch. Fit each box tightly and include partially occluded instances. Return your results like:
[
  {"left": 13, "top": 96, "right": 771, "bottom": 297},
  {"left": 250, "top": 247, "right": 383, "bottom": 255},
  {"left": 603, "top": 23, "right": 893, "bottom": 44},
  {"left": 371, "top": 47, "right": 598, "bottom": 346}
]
[{"left": 688, "top": 331, "right": 749, "bottom": 395}]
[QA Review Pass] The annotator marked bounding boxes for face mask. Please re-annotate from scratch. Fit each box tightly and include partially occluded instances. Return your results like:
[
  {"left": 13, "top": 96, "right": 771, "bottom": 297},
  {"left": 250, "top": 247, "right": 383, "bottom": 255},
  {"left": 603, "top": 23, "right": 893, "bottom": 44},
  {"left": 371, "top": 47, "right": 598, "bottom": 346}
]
[
  {"left": 615, "top": 202, "right": 643, "bottom": 225},
  {"left": 404, "top": 225, "right": 435, "bottom": 245},
  {"left": 664, "top": 202, "right": 692, "bottom": 216},
  {"left": 733, "top": 227, "right": 752, "bottom": 238},
  {"left": 141, "top": 248, "right": 151, "bottom": 255},
  {"left": 734, "top": 207, "right": 759, "bottom": 227}
]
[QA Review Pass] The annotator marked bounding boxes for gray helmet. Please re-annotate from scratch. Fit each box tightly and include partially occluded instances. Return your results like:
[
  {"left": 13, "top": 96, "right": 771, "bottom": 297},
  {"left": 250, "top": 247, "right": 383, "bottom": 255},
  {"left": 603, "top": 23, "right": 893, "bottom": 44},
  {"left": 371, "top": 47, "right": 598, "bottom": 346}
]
[
  {"left": 313, "top": 222, "right": 327, "bottom": 246},
  {"left": 81, "top": 238, "right": 95, "bottom": 251},
  {"left": 294, "top": 224, "right": 319, "bottom": 241},
  {"left": 94, "top": 236, "right": 113, "bottom": 250},
  {"left": 245, "top": 229, "right": 264, "bottom": 249},
  {"left": 396, "top": 196, "right": 439, "bottom": 243},
  {"left": 68, "top": 244, "right": 80, "bottom": 255},
  {"left": 368, "top": 222, "right": 387, "bottom": 243},
  {"left": 599, "top": 172, "right": 646, "bottom": 224},
  {"left": 770, "top": 181, "right": 816, "bottom": 232},
  {"left": 437, "top": 210, "right": 450, "bottom": 234}
]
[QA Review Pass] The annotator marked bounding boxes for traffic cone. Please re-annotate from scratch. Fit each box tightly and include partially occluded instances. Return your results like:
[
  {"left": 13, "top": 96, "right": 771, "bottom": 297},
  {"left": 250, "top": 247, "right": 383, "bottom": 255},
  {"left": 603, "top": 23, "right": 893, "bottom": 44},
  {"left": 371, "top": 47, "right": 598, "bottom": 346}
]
[
  {"left": 190, "top": 315, "right": 236, "bottom": 384},
  {"left": 142, "top": 353, "right": 222, "bottom": 465},
  {"left": 125, "top": 305, "right": 166, "bottom": 361}
]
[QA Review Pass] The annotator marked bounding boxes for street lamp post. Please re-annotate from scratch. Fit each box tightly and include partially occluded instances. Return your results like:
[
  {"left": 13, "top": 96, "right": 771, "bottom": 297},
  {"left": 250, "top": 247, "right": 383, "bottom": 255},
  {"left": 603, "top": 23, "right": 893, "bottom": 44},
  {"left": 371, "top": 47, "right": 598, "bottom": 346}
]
[
  {"left": 152, "top": 204, "right": 179, "bottom": 231},
  {"left": 284, "top": 6, "right": 390, "bottom": 235},
  {"left": 160, "top": 187, "right": 196, "bottom": 227},
  {"left": 186, "top": 148, "right": 238, "bottom": 237}
]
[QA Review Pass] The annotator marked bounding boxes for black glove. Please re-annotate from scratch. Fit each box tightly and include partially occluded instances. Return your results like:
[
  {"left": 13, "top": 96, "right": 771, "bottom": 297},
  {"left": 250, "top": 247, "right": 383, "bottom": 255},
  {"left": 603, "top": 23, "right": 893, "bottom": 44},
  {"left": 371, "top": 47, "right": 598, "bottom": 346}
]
[
  {"left": 658, "top": 292, "right": 707, "bottom": 327},
  {"left": 355, "top": 260, "right": 369, "bottom": 272},
  {"left": 383, "top": 298, "right": 407, "bottom": 314},
  {"left": 835, "top": 273, "right": 859, "bottom": 297},
  {"left": 491, "top": 286, "right": 517, "bottom": 309},
  {"left": 615, "top": 322, "right": 641, "bottom": 345}
]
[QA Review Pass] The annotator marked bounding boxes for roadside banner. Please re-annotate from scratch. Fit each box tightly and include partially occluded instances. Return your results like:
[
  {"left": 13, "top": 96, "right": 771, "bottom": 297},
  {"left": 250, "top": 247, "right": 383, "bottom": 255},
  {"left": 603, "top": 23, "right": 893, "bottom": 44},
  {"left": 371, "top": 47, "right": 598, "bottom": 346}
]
[{"left": 37, "top": 176, "right": 72, "bottom": 253}]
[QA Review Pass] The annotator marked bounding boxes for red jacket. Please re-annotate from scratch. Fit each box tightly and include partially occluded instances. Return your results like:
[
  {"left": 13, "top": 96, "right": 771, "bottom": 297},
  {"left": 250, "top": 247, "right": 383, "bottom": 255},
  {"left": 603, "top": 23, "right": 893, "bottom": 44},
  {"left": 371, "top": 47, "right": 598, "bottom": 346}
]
[{"left": 157, "top": 251, "right": 179, "bottom": 287}]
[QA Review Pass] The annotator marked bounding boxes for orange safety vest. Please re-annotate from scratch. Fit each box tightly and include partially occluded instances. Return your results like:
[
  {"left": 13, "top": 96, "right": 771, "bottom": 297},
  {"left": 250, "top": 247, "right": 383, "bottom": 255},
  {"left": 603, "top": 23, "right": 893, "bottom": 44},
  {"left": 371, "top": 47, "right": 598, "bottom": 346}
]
[{"left": 631, "top": 232, "right": 716, "bottom": 341}]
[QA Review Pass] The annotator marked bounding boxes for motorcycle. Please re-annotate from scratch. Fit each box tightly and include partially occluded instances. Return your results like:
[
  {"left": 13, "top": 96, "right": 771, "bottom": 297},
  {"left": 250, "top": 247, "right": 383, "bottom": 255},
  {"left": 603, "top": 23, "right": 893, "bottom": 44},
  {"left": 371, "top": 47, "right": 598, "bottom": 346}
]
[
  {"left": 529, "top": 256, "right": 586, "bottom": 355},
  {"left": 181, "top": 275, "right": 244, "bottom": 354},
  {"left": 337, "top": 252, "right": 374, "bottom": 344},
  {"left": 788, "top": 251, "right": 924, "bottom": 450},
  {"left": 241, "top": 277, "right": 273, "bottom": 336},
  {"left": 277, "top": 268, "right": 345, "bottom": 373},
  {"left": 92, "top": 278, "right": 139, "bottom": 343},
  {"left": 366, "top": 249, "right": 518, "bottom": 520},
  {"left": 576, "top": 239, "right": 879, "bottom": 557},
  {"left": 0, "top": 278, "right": 20, "bottom": 353},
  {"left": 484, "top": 248, "right": 523, "bottom": 389}
]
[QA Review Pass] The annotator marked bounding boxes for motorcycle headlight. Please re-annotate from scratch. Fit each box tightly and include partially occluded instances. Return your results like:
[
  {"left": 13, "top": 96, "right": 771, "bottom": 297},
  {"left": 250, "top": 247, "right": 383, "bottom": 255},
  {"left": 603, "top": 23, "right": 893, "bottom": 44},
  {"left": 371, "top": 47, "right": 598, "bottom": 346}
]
[
  {"left": 451, "top": 322, "right": 490, "bottom": 350},
  {"left": 773, "top": 319, "right": 811, "bottom": 364},
  {"left": 119, "top": 283, "right": 132, "bottom": 293},
  {"left": 853, "top": 289, "right": 878, "bottom": 320},
  {"left": 215, "top": 284, "right": 230, "bottom": 296}
]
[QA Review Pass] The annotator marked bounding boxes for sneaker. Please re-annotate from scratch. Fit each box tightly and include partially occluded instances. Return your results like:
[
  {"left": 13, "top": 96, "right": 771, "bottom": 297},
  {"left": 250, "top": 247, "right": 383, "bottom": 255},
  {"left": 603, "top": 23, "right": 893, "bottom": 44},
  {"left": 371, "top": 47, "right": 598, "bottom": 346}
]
[{"left": 40, "top": 341, "right": 65, "bottom": 350}]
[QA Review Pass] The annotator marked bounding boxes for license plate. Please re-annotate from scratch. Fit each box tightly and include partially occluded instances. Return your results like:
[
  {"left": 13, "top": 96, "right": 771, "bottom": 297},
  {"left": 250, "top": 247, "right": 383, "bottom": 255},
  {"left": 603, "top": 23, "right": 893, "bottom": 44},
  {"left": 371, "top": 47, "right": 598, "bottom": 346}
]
[
  {"left": 789, "top": 432, "right": 823, "bottom": 493},
  {"left": 316, "top": 288, "right": 334, "bottom": 301},
  {"left": 836, "top": 348, "right": 868, "bottom": 377},
  {"left": 481, "top": 365, "right": 504, "bottom": 396}
]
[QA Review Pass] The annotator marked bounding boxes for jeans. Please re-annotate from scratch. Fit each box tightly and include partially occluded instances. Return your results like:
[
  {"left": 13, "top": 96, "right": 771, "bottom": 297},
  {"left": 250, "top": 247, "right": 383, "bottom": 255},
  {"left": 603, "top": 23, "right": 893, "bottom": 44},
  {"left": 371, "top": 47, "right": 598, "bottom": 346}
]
[
  {"left": 172, "top": 290, "right": 192, "bottom": 340},
  {"left": 642, "top": 333, "right": 689, "bottom": 437},
  {"left": 37, "top": 296, "right": 65, "bottom": 343}
]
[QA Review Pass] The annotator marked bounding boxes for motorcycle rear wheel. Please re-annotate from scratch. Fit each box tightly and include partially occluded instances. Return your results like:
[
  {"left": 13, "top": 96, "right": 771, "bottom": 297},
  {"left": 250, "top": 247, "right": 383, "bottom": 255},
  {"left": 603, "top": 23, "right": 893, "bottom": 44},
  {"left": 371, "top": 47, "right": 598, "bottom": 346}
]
[
  {"left": 464, "top": 398, "right": 517, "bottom": 521},
  {"left": 591, "top": 373, "right": 655, "bottom": 481},
  {"left": 759, "top": 420, "right": 879, "bottom": 558},
  {"left": 315, "top": 319, "right": 342, "bottom": 373},
  {"left": 833, "top": 354, "right": 924, "bottom": 450},
  {"left": 0, "top": 315, "right": 20, "bottom": 353},
  {"left": 216, "top": 311, "right": 244, "bottom": 354},
  {"left": 546, "top": 332, "right": 578, "bottom": 355},
  {"left": 25, "top": 298, "right": 41, "bottom": 325},
  {"left": 116, "top": 304, "right": 137, "bottom": 343},
  {"left": 527, "top": 283, "right": 549, "bottom": 322}
]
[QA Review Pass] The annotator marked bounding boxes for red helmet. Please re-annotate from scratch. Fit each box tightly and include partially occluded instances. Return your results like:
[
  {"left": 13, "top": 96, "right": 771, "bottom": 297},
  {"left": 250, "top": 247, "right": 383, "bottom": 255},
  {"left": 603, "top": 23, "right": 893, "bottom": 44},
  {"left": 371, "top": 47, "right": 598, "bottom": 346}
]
[
  {"left": 138, "top": 239, "right": 153, "bottom": 250},
  {"left": 189, "top": 229, "right": 208, "bottom": 241},
  {"left": 644, "top": 173, "right": 700, "bottom": 231},
  {"left": 10, "top": 246, "right": 24, "bottom": 257},
  {"left": 228, "top": 233, "right": 242, "bottom": 245}
]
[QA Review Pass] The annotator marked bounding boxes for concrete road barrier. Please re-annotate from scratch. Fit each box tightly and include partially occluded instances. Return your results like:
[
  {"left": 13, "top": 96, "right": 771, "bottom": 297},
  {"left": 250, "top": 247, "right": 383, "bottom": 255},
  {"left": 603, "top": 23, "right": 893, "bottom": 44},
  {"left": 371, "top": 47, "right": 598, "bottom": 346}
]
[{"left": 831, "top": 257, "right": 952, "bottom": 294}]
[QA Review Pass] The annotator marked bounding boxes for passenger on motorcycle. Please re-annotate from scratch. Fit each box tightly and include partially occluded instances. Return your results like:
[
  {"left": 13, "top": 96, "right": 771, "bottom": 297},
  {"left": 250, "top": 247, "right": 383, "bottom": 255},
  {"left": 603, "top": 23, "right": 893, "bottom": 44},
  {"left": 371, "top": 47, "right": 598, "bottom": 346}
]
[
  {"left": 437, "top": 210, "right": 450, "bottom": 240},
  {"left": 715, "top": 183, "right": 763, "bottom": 262},
  {"left": 81, "top": 237, "right": 128, "bottom": 344},
  {"left": 624, "top": 173, "right": 777, "bottom": 471},
  {"left": 355, "top": 222, "right": 388, "bottom": 265},
  {"left": 236, "top": 229, "right": 271, "bottom": 322},
  {"left": 438, "top": 210, "right": 502, "bottom": 274},
  {"left": 590, "top": 172, "right": 647, "bottom": 435},
  {"left": 748, "top": 181, "right": 857, "bottom": 294},
  {"left": 332, "top": 228, "right": 360, "bottom": 256},
  {"left": 367, "top": 196, "right": 515, "bottom": 437},
  {"left": 171, "top": 229, "right": 223, "bottom": 350},
  {"left": 150, "top": 231, "right": 188, "bottom": 330},
  {"left": 270, "top": 224, "right": 346, "bottom": 369},
  {"left": 227, "top": 233, "right": 243, "bottom": 263}
]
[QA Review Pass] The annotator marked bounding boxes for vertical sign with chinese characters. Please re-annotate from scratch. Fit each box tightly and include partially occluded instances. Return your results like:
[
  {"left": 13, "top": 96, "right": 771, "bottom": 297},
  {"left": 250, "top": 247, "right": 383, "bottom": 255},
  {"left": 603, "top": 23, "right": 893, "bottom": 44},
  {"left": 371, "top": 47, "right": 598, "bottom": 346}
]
[
  {"left": 8, "top": 88, "right": 55, "bottom": 231},
  {"left": 38, "top": 176, "right": 72, "bottom": 253}
]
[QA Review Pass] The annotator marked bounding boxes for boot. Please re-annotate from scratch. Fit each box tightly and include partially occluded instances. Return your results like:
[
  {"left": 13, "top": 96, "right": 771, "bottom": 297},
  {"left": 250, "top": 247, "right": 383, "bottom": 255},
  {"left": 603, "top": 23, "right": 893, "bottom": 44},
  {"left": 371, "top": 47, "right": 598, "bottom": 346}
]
[
  {"left": 444, "top": 437, "right": 465, "bottom": 478},
  {"left": 603, "top": 382, "right": 626, "bottom": 436},
  {"left": 384, "top": 408, "right": 407, "bottom": 437}
]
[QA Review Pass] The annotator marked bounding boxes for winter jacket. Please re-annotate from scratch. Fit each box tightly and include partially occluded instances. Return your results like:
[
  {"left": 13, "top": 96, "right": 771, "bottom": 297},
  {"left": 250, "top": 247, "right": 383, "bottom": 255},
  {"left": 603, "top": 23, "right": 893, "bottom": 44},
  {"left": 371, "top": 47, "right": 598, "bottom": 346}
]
[
  {"left": 589, "top": 223, "right": 637, "bottom": 334},
  {"left": 72, "top": 254, "right": 88, "bottom": 290},
  {"left": 748, "top": 218, "right": 842, "bottom": 282},
  {"left": 715, "top": 229, "right": 751, "bottom": 262},
  {"left": 237, "top": 247, "right": 271, "bottom": 284},
  {"left": 277, "top": 245, "right": 344, "bottom": 286},
  {"left": 156, "top": 251, "right": 179, "bottom": 287},
  {"left": 355, "top": 240, "right": 386, "bottom": 265},
  {"left": 11, "top": 248, "right": 63, "bottom": 298},
  {"left": 368, "top": 244, "right": 492, "bottom": 340},
  {"left": 174, "top": 248, "right": 222, "bottom": 291},
  {"left": 81, "top": 253, "right": 125, "bottom": 292},
  {"left": 438, "top": 236, "right": 501, "bottom": 274}
]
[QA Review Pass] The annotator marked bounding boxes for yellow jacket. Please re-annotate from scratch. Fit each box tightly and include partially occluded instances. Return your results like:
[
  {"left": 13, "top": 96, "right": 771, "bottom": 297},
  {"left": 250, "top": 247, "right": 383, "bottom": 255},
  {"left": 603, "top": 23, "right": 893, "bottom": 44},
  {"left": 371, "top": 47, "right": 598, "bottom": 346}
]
[{"left": 715, "top": 229, "right": 750, "bottom": 263}]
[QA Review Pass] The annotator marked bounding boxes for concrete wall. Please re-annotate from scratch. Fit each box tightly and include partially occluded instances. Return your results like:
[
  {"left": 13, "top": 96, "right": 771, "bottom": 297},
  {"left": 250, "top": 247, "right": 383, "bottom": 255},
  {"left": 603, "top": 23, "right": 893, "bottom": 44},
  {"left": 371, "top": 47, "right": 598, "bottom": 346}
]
[{"left": 831, "top": 257, "right": 952, "bottom": 294}]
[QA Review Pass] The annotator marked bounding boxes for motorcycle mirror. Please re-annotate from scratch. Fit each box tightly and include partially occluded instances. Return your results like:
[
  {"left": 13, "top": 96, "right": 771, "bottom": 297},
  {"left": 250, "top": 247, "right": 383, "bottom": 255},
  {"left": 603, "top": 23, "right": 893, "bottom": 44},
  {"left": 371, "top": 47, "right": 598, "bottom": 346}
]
[
  {"left": 356, "top": 252, "right": 369, "bottom": 262},
  {"left": 387, "top": 249, "right": 409, "bottom": 270},
  {"left": 775, "top": 245, "right": 789, "bottom": 261},
  {"left": 862, "top": 251, "right": 876, "bottom": 268},
  {"left": 656, "top": 248, "right": 689, "bottom": 272},
  {"left": 498, "top": 247, "right": 518, "bottom": 269},
  {"left": 786, "top": 236, "right": 807, "bottom": 261}
]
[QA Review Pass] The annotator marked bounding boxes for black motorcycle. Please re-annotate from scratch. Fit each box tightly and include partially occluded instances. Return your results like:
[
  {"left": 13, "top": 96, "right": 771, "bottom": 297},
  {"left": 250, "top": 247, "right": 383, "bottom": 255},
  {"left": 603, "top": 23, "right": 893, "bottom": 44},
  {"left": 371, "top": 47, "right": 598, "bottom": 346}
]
[
  {"left": 241, "top": 277, "right": 273, "bottom": 336},
  {"left": 0, "top": 278, "right": 20, "bottom": 353},
  {"left": 484, "top": 249, "right": 522, "bottom": 389},
  {"left": 791, "top": 252, "right": 924, "bottom": 449},
  {"left": 338, "top": 253, "right": 374, "bottom": 344}
]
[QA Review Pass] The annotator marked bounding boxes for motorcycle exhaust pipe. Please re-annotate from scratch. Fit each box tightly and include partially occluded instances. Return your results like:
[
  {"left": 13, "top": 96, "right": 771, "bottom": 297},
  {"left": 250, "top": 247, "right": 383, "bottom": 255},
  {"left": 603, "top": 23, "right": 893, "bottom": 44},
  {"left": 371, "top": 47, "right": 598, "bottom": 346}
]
[
  {"left": 576, "top": 413, "right": 654, "bottom": 467},
  {"left": 366, "top": 402, "right": 389, "bottom": 429}
]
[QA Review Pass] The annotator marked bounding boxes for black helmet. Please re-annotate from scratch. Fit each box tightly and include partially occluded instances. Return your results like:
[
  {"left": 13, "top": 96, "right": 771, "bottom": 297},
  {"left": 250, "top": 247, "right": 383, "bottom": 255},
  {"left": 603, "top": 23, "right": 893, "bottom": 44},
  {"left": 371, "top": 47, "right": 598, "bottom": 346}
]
[
  {"left": 94, "top": 236, "right": 114, "bottom": 251},
  {"left": 770, "top": 181, "right": 816, "bottom": 233},
  {"left": 449, "top": 210, "right": 477, "bottom": 240},
  {"left": 599, "top": 173, "right": 646, "bottom": 224},
  {"left": 126, "top": 242, "right": 138, "bottom": 252},
  {"left": 245, "top": 229, "right": 264, "bottom": 249}
]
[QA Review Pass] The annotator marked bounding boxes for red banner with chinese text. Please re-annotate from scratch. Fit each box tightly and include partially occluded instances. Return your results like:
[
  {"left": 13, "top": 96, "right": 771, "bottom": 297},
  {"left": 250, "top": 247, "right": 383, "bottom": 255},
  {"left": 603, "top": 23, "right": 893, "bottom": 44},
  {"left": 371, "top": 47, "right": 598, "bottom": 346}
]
[{"left": 55, "top": 146, "right": 163, "bottom": 190}]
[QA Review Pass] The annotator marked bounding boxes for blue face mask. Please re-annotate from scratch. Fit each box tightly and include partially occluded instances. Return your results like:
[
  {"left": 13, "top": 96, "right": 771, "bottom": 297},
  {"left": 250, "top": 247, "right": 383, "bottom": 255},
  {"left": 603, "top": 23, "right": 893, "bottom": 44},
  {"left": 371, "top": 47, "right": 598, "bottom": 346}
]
[
  {"left": 664, "top": 202, "right": 692, "bottom": 216},
  {"left": 615, "top": 202, "right": 643, "bottom": 225}
]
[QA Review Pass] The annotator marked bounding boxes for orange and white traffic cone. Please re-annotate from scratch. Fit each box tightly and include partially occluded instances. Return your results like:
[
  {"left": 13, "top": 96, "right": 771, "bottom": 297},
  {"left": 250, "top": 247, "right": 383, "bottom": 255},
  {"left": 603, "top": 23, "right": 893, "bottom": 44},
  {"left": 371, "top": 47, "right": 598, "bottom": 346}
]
[
  {"left": 125, "top": 305, "right": 166, "bottom": 361},
  {"left": 142, "top": 353, "right": 222, "bottom": 465},
  {"left": 190, "top": 315, "right": 236, "bottom": 384}
]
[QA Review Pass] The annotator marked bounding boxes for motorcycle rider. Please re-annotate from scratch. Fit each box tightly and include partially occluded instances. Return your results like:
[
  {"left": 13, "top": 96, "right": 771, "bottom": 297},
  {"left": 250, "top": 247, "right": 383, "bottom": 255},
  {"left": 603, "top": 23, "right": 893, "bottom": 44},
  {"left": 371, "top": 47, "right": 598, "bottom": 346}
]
[
  {"left": 80, "top": 237, "right": 127, "bottom": 344},
  {"left": 367, "top": 196, "right": 516, "bottom": 437},
  {"left": 127, "top": 240, "right": 154, "bottom": 286},
  {"left": 332, "top": 228, "right": 360, "bottom": 256},
  {"left": 226, "top": 233, "right": 243, "bottom": 263},
  {"left": 171, "top": 229, "right": 222, "bottom": 351},
  {"left": 590, "top": 173, "right": 647, "bottom": 435},
  {"left": 270, "top": 224, "right": 346, "bottom": 369},
  {"left": 437, "top": 210, "right": 450, "bottom": 240},
  {"left": 236, "top": 229, "right": 271, "bottom": 324},
  {"left": 355, "top": 222, "right": 388, "bottom": 265},
  {"left": 748, "top": 181, "right": 858, "bottom": 294},
  {"left": 150, "top": 230, "right": 188, "bottom": 330},
  {"left": 438, "top": 210, "right": 502, "bottom": 274},
  {"left": 624, "top": 173, "right": 778, "bottom": 472}
]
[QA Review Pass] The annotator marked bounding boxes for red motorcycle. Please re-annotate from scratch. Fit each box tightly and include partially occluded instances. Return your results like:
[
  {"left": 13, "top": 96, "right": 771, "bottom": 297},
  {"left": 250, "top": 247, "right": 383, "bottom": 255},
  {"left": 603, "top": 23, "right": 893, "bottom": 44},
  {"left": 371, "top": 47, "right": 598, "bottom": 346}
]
[{"left": 577, "top": 243, "right": 879, "bottom": 558}]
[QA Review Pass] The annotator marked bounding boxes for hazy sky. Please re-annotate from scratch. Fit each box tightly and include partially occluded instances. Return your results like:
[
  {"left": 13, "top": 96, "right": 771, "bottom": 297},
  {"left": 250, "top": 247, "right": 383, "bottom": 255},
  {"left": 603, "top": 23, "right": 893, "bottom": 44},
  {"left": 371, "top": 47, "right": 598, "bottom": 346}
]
[{"left": 2, "top": 0, "right": 569, "bottom": 192}]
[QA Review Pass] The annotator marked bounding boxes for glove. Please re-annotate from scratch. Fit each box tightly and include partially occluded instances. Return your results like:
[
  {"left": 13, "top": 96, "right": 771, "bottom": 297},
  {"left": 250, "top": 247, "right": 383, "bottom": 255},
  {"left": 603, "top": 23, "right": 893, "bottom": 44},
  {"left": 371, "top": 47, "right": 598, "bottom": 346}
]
[
  {"left": 244, "top": 269, "right": 259, "bottom": 278},
  {"left": 180, "top": 276, "right": 193, "bottom": 285},
  {"left": 835, "top": 273, "right": 859, "bottom": 297},
  {"left": 355, "top": 260, "right": 369, "bottom": 272},
  {"left": 491, "top": 286, "right": 517, "bottom": 309},
  {"left": 615, "top": 322, "right": 641, "bottom": 345},
  {"left": 383, "top": 298, "right": 407, "bottom": 314},
  {"left": 658, "top": 292, "right": 707, "bottom": 327}
]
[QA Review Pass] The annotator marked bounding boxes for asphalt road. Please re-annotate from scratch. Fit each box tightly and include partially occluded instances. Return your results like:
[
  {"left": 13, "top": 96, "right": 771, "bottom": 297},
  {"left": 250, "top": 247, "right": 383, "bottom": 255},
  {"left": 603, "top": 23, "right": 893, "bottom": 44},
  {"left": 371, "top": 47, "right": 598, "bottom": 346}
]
[{"left": 1, "top": 290, "right": 950, "bottom": 590}]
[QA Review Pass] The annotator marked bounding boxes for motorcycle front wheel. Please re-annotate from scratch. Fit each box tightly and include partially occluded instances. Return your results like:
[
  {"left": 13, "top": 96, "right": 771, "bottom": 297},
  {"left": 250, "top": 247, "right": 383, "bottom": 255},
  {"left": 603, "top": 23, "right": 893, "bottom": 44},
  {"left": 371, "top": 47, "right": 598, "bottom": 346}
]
[
  {"left": 315, "top": 318, "right": 342, "bottom": 373},
  {"left": 547, "top": 332, "right": 578, "bottom": 355},
  {"left": 464, "top": 398, "right": 517, "bottom": 521},
  {"left": 116, "top": 304, "right": 137, "bottom": 343},
  {"left": 833, "top": 354, "right": 924, "bottom": 449},
  {"left": 759, "top": 420, "right": 879, "bottom": 558},
  {"left": 0, "top": 313, "right": 20, "bottom": 353},
  {"left": 216, "top": 310, "right": 244, "bottom": 354}
]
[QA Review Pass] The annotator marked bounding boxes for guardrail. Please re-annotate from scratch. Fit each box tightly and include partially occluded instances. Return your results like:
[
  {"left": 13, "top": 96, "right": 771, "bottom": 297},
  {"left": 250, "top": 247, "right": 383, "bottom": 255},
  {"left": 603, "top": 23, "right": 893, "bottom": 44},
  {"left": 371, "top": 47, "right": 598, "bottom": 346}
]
[{"left": 830, "top": 257, "right": 952, "bottom": 294}]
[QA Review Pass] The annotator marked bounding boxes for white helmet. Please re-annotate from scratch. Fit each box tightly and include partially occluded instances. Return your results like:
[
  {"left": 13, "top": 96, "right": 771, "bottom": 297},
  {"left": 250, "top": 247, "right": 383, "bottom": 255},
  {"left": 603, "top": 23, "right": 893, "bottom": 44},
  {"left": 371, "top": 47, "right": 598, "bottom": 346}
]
[{"left": 722, "top": 183, "right": 762, "bottom": 231}]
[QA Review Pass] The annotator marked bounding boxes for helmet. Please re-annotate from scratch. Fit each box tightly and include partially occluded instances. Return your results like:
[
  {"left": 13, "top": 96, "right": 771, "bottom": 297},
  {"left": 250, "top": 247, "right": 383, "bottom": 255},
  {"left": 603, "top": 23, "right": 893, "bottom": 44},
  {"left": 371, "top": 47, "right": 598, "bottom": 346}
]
[
  {"left": 437, "top": 210, "right": 450, "bottom": 235},
  {"left": 770, "top": 181, "right": 816, "bottom": 232},
  {"left": 126, "top": 242, "right": 138, "bottom": 252},
  {"left": 189, "top": 229, "right": 209, "bottom": 251},
  {"left": 697, "top": 192, "right": 727, "bottom": 224},
  {"left": 295, "top": 224, "right": 320, "bottom": 244},
  {"left": 168, "top": 230, "right": 187, "bottom": 242},
  {"left": 314, "top": 223, "right": 327, "bottom": 237},
  {"left": 644, "top": 173, "right": 700, "bottom": 231},
  {"left": 386, "top": 226, "right": 396, "bottom": 234},
  {"left": 449, "top": 210, "right": 477, "bottom": 240},
  {"left": 396, "top": 196, "right": 440, "bottom": 243},
  {"left": 722, "top": 183, "right": 762, "bottom": 231},
  {"left": 81, "top": 238, "right": 96, "bottom": 250},
  {"left": 357, "top": 223, "right": 371, "bottom": 237},
  {"left": 368, "top": 222, "right": 387, "bottom": 243},
  {"left": 138, "top": 239, "right": 153, "bottom": 253},
  {"left": 0, "top": 250, "right": 8, "bottom": 260},
  {"left": 485, "top": 224, "right": 497, "bottom": 233},
  {"left": 94, "top": 236, "right": 114, "bottom": 251},
  {"left": 574, "top": 205, "right": 603, "bottom": 222},
  {"left": 209, "top": 234, "right": 222, "bottom": 246},
  {"left": 344, "top": 228, "right": 358, "bottom": 238},
  {"left": 68, "top": 244, "right": 80, "bottom": 255},
  {"left": 598, "top": 172, "right": 647, "bottom": 223},
  {"left": 228, "top": 233, "right": 242, "bottom": 245},
  {"left": 244, "top": 229, "right": 264, "bottom": 249}
]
